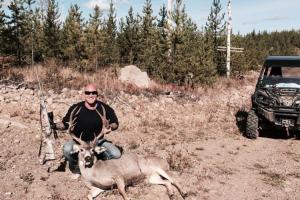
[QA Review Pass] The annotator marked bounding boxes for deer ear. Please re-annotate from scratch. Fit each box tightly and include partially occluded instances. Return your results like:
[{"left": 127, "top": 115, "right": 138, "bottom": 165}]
[
  {"left": 94, "top": 146, "right": 106, "bottom": 154},
  {"left": 71, "top": 144, "right": 80, "bottom": 154}
]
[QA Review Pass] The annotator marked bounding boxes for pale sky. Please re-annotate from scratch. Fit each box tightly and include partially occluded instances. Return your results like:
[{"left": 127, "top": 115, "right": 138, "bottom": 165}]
[{"left": 3, "top": 0, "right": 300, "bottom": 35}]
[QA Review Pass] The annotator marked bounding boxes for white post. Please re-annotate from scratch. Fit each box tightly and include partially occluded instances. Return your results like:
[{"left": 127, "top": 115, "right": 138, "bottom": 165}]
[
  {"left": 167, "top": 0, "right": 173, "bottom": 59},
  {"left": 226, "top": 0, "right": 232, "bottom": 78},
  {"left": 167, "top": 0, "right": 173, "bottom": 27}
]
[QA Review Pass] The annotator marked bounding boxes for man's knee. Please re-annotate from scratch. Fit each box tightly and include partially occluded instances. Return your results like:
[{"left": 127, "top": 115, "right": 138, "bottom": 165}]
[
  {"left": 110, "top": 147, "right": 122, "bottom": 159},
  {"left": 102, "top": 142, "right": 122, "bottom": 159}
]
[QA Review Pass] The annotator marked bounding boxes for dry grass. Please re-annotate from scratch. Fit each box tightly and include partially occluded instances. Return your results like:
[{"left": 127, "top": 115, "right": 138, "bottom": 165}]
[
  {"left": 128, "top": 141, "right": 140, "bottom": 150},
  {"left": 253, "top": 163, "right": 268, "bottom": 169},
  {"left": 260, "top": 170, "right": 286, "bottom": 187},
  {"left": 19, "top": 172, "right": 35, "bottom": 184},
  {"left": 1, "top": 63, "right": 258, "bottom": 99},
  {"left": 167, "top": 151, "right": 192, "bottom": 172}
]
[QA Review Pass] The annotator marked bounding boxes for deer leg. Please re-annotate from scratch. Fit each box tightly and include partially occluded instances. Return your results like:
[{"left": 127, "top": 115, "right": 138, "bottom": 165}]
[
  {"left": 155, "top": 168, "right": 188, "bottom": 199},
  {"left": 148, "top": 173, "right": 175, "bottom": 199},
  {"left": 85, "top": 181, "right": 104, "bottom": 200},
  {"left": 87, "top": 186, "right": 104, "bottom": 200},
  {"left": 171, "top": 181, "right": 188, "bottom": 199},
  {"left": 115, "top": 177, "right": 129, "bottom": 200}
]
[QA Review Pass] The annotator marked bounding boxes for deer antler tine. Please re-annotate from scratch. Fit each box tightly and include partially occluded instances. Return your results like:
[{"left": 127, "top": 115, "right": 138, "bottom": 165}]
[
  {"left": 101, "top": 104, "right": 106, "bottom": 117},
  {"left": 68, "top": 106, "right": 85, "bottom": 145},
  {"left": 74, "top": 107, "right": 81, "bottom": 116},
  {"left": 72, "top": 134, "right": 83, "bottom": 145},
  {"left": 92, "top": 105, "right": 109, "bottom": 146},
  {"left": 79, "top": 132, "right": 84, "bottom": 140},
  {"left": 92, "top": 132, "right": 98, "bottom": 145}
]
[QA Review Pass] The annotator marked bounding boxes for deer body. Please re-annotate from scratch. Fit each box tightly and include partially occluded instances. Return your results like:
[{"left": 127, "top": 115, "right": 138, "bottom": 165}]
[
  {"left": 77, "top": 152, "right": 186, "bottom": 200},
  {"left": 68, "top": 106, "right": 186, "bottom": 200},
  {"left": 79, "top": 154, "right": 145, "bottom": 189}
]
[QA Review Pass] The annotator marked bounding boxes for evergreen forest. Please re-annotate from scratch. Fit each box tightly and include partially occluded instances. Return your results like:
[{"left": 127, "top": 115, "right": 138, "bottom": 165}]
[{"left": 1, "top": 0, "right": 300, "bottom": 85}]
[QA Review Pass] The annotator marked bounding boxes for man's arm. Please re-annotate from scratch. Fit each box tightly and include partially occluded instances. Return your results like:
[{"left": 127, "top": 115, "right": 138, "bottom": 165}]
[{"left": 104, "top": 104, "right": 119, "bottom": 131}]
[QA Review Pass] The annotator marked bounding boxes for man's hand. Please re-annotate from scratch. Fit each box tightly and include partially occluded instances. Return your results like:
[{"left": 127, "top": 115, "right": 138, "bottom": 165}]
[
  {"left": 103, "top": 125, "right": 112, "bottom": 135},
  {"left": 54, "top": 122, "right": 66, "bottom": 131},
  {"left": 48, "top": 112, "right": 55, "bottom": 130},
  {"left": 110, "top": 123, "right": 118, "bottom": 131},
  {"left": 103, "top": 123, "right": 117, "bottom": 135}
]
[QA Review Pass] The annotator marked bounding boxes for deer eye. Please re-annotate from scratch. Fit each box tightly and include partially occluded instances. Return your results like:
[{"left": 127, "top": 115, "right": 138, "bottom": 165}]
[{"left": 80, "top": 149, "right": 84, "bottom": 152}]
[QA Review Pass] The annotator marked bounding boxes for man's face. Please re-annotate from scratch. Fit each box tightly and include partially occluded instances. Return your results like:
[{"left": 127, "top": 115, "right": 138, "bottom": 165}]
[{"left": 84, "top": 85, "right": 98, "bottom": 104}]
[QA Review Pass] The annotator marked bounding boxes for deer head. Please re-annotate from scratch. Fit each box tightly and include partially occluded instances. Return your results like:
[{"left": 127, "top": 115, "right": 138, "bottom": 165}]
[{"left": 68, "top": 105, "right": 108, "bottom": 167}]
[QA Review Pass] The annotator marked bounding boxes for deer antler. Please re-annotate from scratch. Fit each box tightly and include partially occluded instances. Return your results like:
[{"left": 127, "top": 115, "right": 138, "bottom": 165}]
[
  {"left": 92, "top": 104, "right": 111, "bottom": 146},
  {"left": 68, "top": 106, "right": 85, "bottom": 145}
]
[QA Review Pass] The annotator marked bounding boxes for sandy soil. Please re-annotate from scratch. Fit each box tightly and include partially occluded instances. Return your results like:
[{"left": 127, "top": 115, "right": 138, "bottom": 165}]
[{"left": 0, "top": 73, "right": 299, "bottom": 200}]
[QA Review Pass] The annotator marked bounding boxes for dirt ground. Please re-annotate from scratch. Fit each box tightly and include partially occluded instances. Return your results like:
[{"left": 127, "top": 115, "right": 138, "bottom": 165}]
[{"left": 0, "top": 72, "right": 299, "bottom": 200}]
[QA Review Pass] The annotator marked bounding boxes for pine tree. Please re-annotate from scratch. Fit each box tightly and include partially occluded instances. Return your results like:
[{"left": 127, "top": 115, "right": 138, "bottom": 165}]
[
  {"left": 62, "top": 4, "right": 86, "bottom": 69},
  {"left": 117, "top": 18, "right": 126, "bottom": 64},
  {"left": 7, "top": 0, "right": 27, "bottom": 65},
  {"left": 31, "top": 7, "right": 45, "bottom": 62},
  {"left": 230, "top": 33, "right": 247, "bottom": 74},
  {"left": 194, "top": 32, "right": 217, "bottom": 85},
  {"left": 103, "top": 1, "right": 118, "bottom": 66},
  {"left": 0, "top": 0, "right": 6, "bottom": 55},
  {"left": 155, "top": 4, "right": 171, "bottom": 81},
  {"left": 139, "top": 0, "right": 157, "bottom": 73},
  {"left": 23, "top": 0, "right": 36, "bottom": 65},
  {"left": 168, "top": 0, "right": 188, "bottom": 83},
  {"left": 0, "top": 0, "right": 4, "bottom": 28},
  {"left": 205, "top": 0, "right": 226, "bottom": 75},
  {"left": 44, "top": 0, "right": 61, "bottom": 58},
  {"left": 85, "top": 5, "right": 103, "bottom": 71},
  {"left": 119, "top": 7, "right": 141, "bottom": 64}
]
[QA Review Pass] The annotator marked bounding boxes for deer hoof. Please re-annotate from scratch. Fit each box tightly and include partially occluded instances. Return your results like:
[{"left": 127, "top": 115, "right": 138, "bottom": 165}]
[
  {"left": 169, "top": 193, "right": 175, "bottom": 200},
  {"left": 182, "top": 192, "right": 188, "bottom": 199},
  {"left": 87, "top": 194, "right": 93, "bottom": 200}
]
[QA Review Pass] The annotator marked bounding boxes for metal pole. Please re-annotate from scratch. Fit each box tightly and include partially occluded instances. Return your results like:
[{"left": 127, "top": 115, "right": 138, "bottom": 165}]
[{"left": 226, "top": 0, "right": 232, "bottom": 78}]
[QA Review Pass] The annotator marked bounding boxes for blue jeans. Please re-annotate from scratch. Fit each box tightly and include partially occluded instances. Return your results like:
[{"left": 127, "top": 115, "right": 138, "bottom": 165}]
[{"left": 63, "top": 139, "right": 122, "bottom": 173}]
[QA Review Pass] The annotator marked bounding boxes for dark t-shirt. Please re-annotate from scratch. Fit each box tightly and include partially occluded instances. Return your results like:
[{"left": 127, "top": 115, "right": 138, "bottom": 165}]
[{"left": 62, "top": 101, "right": 118, "bottom": 142}]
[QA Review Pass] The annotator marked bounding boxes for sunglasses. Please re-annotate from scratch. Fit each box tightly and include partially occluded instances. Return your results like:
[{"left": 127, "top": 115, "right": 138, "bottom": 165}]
[{"left": 84, "top": 91, "right": 98, "bottom": 95}]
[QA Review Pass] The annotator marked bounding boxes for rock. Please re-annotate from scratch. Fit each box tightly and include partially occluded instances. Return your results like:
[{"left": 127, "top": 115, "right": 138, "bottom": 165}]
[
  {"left": 18, "top": 87, "right": 25, "bottom": 92},
  {"left": 13, "top": 95, "right": 21, "bottom": 102},
  {"left": 5, "top": 192, "right": 12, "bottom": 196},
  {"left": 48, "top": 89, "right": 54, "bottom": 96},
  {"left": 61, "top": 88, "right": 69, "bottom": 93},
  {"left": 14, "top": 139, "right": 20, "bottom": 144},
  {"left": 0, "top": 118, "right": 28, "bottom": 129},
  {"left": 28, "top": 89, "right": 35, "bottom": 95},
  {"left": 160, "top": 96, "right": 174, "bottom": 104},
  {"left": 70, "top": 89, "right": 78, "bottom": 96},
  {"left": 47, "top": 97, "right": 53, "bottom": 105},
  {"left": 119, "top": 65, "right": 151, "bottom": 88}
]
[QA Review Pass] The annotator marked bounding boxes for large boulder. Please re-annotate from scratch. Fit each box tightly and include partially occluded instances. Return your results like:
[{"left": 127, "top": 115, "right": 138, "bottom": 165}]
[{"left": 119, "top": 65, "right": 151, "bottom": 88}]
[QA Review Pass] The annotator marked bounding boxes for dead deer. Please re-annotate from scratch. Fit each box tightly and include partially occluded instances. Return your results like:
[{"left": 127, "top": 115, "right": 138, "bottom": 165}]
[{"left": 68, "top": 105, "right": 187, "bottom": 200}]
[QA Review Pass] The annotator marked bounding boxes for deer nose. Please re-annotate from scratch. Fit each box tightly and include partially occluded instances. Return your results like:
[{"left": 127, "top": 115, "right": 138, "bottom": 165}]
[{"left": 84, "top": 155, "right": 92, "bottom": 162}]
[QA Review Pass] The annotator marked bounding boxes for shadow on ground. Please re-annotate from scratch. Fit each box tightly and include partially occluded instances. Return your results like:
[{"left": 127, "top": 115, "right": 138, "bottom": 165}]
[
  {"left": 235, "top": 109, "right": 248, "bottom": 135},
  {"left": 259, "top": 128, "right": 299, "bottom": 140}
]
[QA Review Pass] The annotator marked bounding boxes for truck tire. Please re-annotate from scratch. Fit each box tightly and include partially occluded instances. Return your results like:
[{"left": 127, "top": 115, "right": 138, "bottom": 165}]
[{"left": 245, "top": 110, "right": 259, "bottom": 139}]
